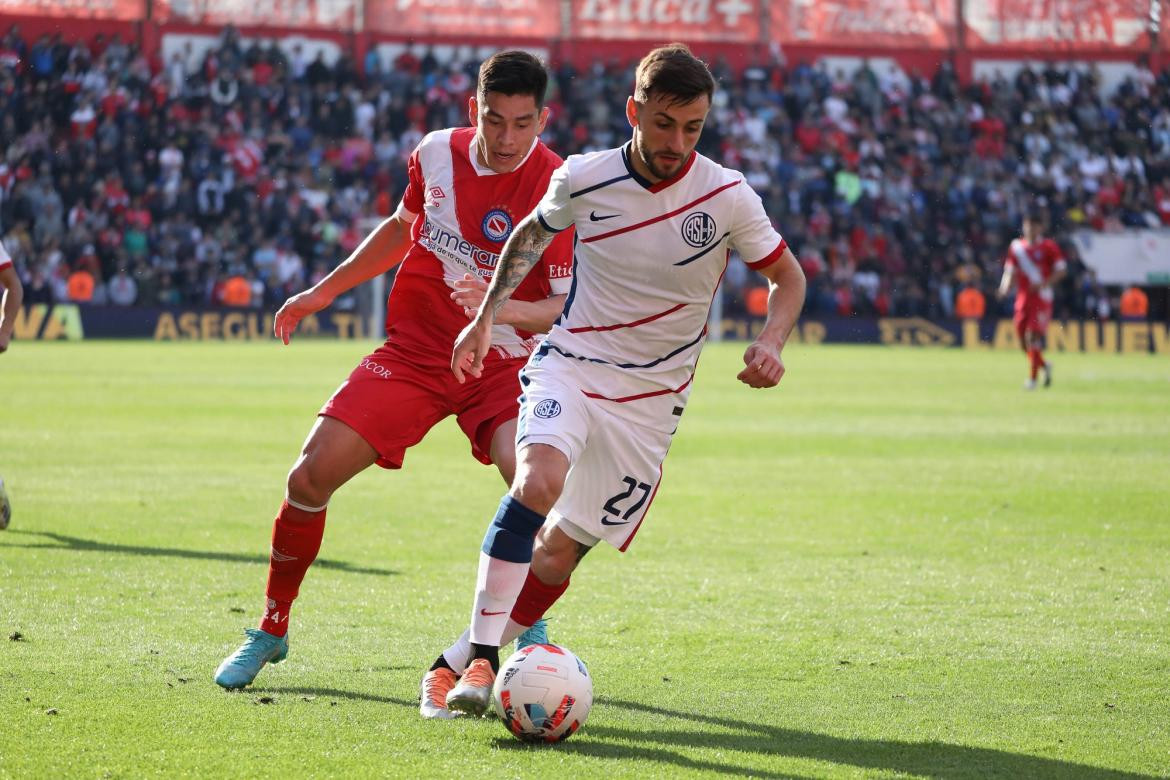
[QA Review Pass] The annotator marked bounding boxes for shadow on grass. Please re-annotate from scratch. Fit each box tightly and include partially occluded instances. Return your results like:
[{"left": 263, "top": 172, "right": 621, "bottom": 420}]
[
  {"left": 561, "top": 697, "right": 1154, "bottom": 780},
  {"left": 2, "top": 530, "right": 396, "bottom": 577},
  {"left": 492, "top": 735, "right": 803, "bottom": 778},
  {"left": 260, "top": 686, "right": 416, "bottom": 709}
]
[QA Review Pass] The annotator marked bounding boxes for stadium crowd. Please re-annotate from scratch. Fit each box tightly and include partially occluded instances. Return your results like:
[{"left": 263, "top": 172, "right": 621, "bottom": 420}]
[{"left": 2, "top": 24, "right": 1169, "bottom": 320}]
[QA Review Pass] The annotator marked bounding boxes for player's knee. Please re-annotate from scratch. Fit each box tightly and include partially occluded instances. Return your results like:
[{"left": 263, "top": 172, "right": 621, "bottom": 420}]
[
  {"left": 286, "top": 460, "right": 332, "bottom": 510},
  {"left": 510, "top": 467, "right": 564, "bottom": 516}
]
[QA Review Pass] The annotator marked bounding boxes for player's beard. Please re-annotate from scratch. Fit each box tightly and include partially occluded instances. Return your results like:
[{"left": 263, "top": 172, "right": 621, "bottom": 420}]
[{"left": 634, "top": 133, "right": 685, "bottom": 182}]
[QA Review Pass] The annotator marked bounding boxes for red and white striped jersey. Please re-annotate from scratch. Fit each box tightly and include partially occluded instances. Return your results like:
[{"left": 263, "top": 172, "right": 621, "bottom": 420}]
[
  {"left": 1005, "top": 237, "right": 1066, "bottom": 304},
  {"left": 535, "top": 144, "right": 785, "bottom": 394},
  {"left": 389, "top": 127, "right": 573, "bottom": 365}
]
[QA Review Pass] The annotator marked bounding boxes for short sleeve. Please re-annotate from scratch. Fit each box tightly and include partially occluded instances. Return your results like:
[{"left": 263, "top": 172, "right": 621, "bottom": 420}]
[
  {"left": 535, "top": 161, "right": 573, "bottom": 233},
  {"left": 400, "top": 145, "right": 425, "bottom": 217},
  {"left": 0, "top": 240, "right": 12, "bottom": 271},
  {"left": 541, "top": 227, "right": 575, "bottom": 295},
  {"left": 729, "top": 178, "right": 786, "bottom": 271}
]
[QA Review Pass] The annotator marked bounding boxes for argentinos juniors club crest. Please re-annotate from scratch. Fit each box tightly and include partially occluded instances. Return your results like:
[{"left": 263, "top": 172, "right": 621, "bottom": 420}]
[{"left": 482, "top": 207, "right": 514, "bottom": 243}]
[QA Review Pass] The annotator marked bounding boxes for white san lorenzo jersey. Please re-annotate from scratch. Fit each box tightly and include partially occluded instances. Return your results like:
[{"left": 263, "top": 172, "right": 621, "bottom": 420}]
[{"left": 536, "top": 144, "right": 785, "bottom": 396}]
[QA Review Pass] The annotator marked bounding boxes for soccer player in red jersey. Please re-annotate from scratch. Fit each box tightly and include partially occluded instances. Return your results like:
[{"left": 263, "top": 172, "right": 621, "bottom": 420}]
[
  {"left": 997, "top": 212, "right": 1067, "bottom": 389},
  {"left": 213, "top": 52, "right": 574, "bottom": 719},
  {"left": 0, "top": 239, "right": 22, "bottom": 355}
]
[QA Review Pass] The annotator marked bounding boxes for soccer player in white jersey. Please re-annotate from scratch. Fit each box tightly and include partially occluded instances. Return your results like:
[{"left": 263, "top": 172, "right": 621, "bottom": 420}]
[
  {"left": 211, "top": 52, "right": 573, "bottom": 719},
  {"left": 0, "top": 238, "right": 22, "bottom": 355},
  {"left": 439, "top": 43, "right": 807, "bottom": 715}
]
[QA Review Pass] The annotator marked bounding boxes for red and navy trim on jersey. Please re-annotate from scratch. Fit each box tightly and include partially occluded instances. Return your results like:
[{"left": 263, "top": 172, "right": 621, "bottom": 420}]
[
  {"left": 566, "top": 303, "right": 686, "bottom": 334},
  {"left": 582, "top": 179, "right": 739, "bottom": 244},
  {"left": 569, "top": 172, "right": 633, "bottom": 199},
  {"left": 545, "top": 326, "right": 707, "bottom": 371},
  {"left": 675, "top": 232, "right": 731, "bottom": 266},
  {"left": 582, "top": 373, "right": 694, "bottom": 403},
  {"left": 747, "top": 239, "right": 787, "bottom": 271},
  {"left": 620, "top": 142, "right": 697, "bottom": 193}
]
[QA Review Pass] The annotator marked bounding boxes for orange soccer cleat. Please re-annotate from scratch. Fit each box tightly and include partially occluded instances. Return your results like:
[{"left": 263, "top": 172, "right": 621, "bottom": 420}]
[{"left": 445, "top": 658, "right": 496, "bottom": 717}]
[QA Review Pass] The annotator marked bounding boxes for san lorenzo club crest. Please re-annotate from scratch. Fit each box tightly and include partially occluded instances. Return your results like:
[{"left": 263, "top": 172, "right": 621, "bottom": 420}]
[
  {"left": 681, "top": 211, "right": 717, "bottom": 248},
  {"left": 533, "top": 399, "right": 562, "bottom": 419},
  {"left": 482, "top": 208, "right": 514, "bottom": 243}
]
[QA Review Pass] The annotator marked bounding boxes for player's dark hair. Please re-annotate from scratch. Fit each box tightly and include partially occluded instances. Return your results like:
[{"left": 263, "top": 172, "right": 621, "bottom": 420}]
[
  {"left": 634, "top": 43, "right": 715, "bottom": 107},
  {"left": 477, "top": 50, "right": 548, "bottom": 107}
]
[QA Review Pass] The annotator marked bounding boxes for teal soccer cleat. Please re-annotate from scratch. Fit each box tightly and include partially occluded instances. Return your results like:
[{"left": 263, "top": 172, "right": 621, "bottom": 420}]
[
  {"left": 515, "top": 618, "right": 548, "bottom": 650},
  {"left": 214, "top": 628, "right": 289, "bottom": 689}
]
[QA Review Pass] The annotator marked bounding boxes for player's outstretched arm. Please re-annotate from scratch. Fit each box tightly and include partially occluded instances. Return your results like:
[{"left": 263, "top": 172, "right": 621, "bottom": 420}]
[
  {"left": 274, "top": 211, "right": 412, "bottom": 344},
  {"left": 450, "top": 274, "right": 566, "bottom": 333},
  {"left": 737, "top": 247, "right": 805, "bottom": 389},
  {"left": 451, "top": 212, "right": 557, "bottom": 382},
  {"left": 996, "top": 265, "right": 1015, "bottom": 300},
  {"left": 0, "top": 265, "right": 24, "bottom": 354}
]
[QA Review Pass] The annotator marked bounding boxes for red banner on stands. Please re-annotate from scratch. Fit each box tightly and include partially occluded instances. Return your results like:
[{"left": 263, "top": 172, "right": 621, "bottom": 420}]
[
  {"left": 0, "top": 0, "right": 144, "bottom": 19},
  {"left": 365, "top": 0, "right": 560, "bottom": 38},
  {"left": 568, "top": 0, "right": 762, "bottom": 42},
  {"left": 963, "top": 0, "right": 1152, "bottom": 50},
  {"left": 154, "top": 0, "right": 359, "bottom": 30},
  {"left": 770, "top": 0, "right": 957, "bottom": 48}
]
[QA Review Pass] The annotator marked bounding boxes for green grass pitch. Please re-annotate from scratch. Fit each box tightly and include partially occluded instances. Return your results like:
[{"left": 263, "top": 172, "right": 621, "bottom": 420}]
[{"left": 2, "top": 340, "right": 1168, "bottom": 778}]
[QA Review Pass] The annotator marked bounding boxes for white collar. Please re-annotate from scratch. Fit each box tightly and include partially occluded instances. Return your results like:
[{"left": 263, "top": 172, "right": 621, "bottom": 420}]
[{"left": 468, "top": 134, "right": 538, "bottom": 176}]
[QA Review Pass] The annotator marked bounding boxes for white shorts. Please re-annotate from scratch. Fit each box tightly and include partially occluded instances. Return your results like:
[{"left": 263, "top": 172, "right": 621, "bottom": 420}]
[{"left": 516, "top": 347, "right": 688, "bottom": 551}]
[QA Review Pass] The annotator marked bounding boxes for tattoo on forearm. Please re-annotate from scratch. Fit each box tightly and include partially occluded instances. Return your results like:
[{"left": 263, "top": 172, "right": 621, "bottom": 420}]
[
  {"left": 575, "top": 543, "right": 591, "bottom": 564},
  {"left": 485, "top": 215, "right": 556, "bottom": 315}
]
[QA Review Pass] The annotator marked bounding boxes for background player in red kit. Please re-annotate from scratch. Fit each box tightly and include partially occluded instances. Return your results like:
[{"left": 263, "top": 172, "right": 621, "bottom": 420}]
[
  {"left": 0, "top": 238, "right": 22, "bottom": 355},
  {"left": 212, "top": 52, "right": 573, "bottom": 718},
  {"left": 997, "top": 212, "right": 1067, "bottom": 389}
]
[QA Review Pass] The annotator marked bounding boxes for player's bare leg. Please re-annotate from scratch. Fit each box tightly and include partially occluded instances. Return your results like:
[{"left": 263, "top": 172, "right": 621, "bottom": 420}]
[
  {"left": 215, "top": 417, "right": 377, "bottom": 689},
  {"left": 1029, "top": 332, "right": 1051, "bottom": 388},
  {"left": 446, "top": 444, "right": 568, "bottom": 716}
]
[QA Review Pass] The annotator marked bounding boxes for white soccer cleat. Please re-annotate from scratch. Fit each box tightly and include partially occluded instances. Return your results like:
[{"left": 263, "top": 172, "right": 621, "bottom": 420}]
[
  {"left": 1024, "top": 379, "right": 1037, "bottom": 391},
  {"left": 419, "top": 667, "right": 459, "bottom": 720}
]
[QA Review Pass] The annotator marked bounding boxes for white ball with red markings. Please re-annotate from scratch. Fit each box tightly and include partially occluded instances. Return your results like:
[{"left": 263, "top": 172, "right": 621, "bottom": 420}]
[{"left": 491, "top": 643, "right": 593, "bottom": 743}]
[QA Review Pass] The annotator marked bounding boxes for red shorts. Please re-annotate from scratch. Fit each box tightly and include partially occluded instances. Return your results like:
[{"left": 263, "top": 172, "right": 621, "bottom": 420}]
[
  {"left": 1014, "top": 297, "right": 1052, "bottom": 340},
  {"left": 320, "top": 341, "right": 524, "bottom": 469}
]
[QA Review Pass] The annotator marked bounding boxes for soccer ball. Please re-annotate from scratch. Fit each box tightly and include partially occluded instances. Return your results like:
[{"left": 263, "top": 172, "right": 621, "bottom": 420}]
[{"left": 492, "top": 643, "right": 592, "bottom": 743}]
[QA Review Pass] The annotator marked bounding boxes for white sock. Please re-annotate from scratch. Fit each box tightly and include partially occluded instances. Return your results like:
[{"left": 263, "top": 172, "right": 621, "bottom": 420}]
[
  {"left": 442, "top": 630, "right": 472, "bottom": 674},
  {"left": 468, "top": 551, "right": 529, "bottom": 646},
  {"left": 443, "top": 620, "right": 534, "bottom": 675}
]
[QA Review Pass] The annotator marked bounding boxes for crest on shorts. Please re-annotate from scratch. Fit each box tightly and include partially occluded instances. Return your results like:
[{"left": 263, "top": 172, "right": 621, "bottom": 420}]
[
  {"left": 681, "top": 211, "right": 717, "bottom": 248},
  {"left": 482, "top": 208, "right": 514, "bottom": 243},
  {"left": 533, "top": 399, "right": 562, "bottom": 419}
]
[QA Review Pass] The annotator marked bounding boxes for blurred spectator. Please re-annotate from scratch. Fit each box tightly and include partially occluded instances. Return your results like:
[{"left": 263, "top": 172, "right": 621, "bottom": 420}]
[
  {"left": 1, "top": 25, "right": 1167, "bottom": 323},
  {"left": 107, "top": 267, "right": 137, "bottom": 306},
  {"left": 66, "top": 266, "right": 95, "bottom": 302},
  {"left": 1119, "top": 285, "right": 1148, "bottom": 320},
  {"left": 955, "top": 285, "right": 986, "bottom": 319}
]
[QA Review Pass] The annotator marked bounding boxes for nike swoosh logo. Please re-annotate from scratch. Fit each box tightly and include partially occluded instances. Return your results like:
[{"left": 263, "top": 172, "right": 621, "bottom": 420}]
[
  {"left": 479, "top": 609, "right": 506, "bottom": 616},
  {"left": 589, "top": 211, "right": 620, "bottom": 222},
  {"left": 600, "top": 517, "right": 631, "bottom": 526}
]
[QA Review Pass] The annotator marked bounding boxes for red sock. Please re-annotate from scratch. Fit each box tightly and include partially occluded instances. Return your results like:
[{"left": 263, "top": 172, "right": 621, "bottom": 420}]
[
  {"left": 511, "top": 569, "right": 570, "bottom": 627},
  {"left": 260, "top": 499, "right": 327, "bottom": 636},
  {"left": 1028, "top": 348, "right": 1045, "bottom": 380}
]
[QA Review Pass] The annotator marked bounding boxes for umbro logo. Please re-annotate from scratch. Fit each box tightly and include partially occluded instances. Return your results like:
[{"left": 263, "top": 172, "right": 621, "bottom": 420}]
[{"left": 589, "top": 211, "right": 620, "bottom": 222}]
